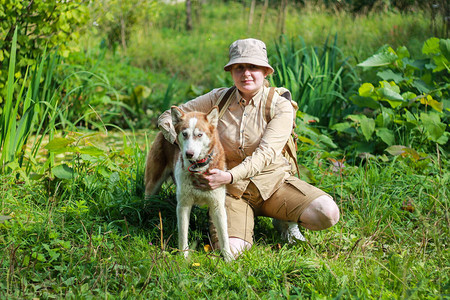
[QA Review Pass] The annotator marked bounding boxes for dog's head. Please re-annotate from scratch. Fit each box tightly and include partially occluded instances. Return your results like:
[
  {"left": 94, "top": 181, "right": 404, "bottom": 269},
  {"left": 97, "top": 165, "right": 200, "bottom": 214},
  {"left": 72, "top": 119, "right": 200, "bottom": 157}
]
[{"left": 171, "top": 106, "right": 219, "bottom": 161}]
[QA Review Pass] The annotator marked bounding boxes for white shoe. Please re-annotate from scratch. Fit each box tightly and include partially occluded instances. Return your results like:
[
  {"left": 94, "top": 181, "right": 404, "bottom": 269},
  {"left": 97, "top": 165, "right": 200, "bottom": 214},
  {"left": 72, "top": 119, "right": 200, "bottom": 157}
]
[{"left": 272, "top": 219, "right": 306, "bottom": 244}]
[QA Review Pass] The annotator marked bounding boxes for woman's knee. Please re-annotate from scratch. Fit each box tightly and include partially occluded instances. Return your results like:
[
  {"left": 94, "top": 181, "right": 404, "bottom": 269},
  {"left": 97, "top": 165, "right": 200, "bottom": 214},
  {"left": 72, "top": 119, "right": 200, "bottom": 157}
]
[{"left": 300, "top": 195, "right": 340, "bottom": 230}]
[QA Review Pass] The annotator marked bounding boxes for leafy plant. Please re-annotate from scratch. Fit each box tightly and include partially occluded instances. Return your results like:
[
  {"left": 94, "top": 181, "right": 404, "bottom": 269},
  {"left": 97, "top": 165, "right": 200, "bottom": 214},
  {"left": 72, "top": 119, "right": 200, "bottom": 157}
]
[
  {"left": 332, "top": 37, "right": 449, "bottom": 155},
  {"left": 0, "top": 28, "right": 61, "bottom": 175},
  {"left": 0, "top": 27, "right": 133, "bottom": 178},
  {"left": 0, "top": 0, "right": 89, "bottom": 100},
  {"left": 269, "top": 35, "right": 359, "bottom": 127}
]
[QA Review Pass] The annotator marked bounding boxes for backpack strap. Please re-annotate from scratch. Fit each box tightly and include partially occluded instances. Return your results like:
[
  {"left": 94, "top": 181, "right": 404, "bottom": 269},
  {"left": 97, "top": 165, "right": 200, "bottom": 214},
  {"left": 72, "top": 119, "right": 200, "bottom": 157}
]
[
  {"left": 264, "top": 87, "right": 276, "bottom": 123},
  {"left": 264, "top": 88, "right": 294, "bottom": 123},
  {"left": 285, "top": 135, "right": 301, "bottom": 176},
  {"left": 264, "top": 87, "right": 301, "bottom": 176},
  {"left": 216, "top": 86, "right": 237, "bottom": 119}
]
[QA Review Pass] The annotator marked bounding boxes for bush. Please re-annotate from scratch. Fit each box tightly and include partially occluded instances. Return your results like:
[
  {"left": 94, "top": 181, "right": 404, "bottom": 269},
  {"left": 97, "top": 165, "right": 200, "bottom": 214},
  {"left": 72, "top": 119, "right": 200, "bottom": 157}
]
[
  {"left": 0, "top": 0, "right": 89, "bottom": 101},
  {"left": 332, "top": 37, "right": 449, "bottom": 156}
]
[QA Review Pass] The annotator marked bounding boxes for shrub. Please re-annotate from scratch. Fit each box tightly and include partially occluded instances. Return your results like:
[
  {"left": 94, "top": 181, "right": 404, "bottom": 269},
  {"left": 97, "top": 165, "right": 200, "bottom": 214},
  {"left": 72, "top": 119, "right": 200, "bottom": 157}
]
[
  {"left": 332, "top": 37, "right": 449, "bottom": 156},
  {"left": 0, "top": 0, "right": 89, "bottom": 101}
]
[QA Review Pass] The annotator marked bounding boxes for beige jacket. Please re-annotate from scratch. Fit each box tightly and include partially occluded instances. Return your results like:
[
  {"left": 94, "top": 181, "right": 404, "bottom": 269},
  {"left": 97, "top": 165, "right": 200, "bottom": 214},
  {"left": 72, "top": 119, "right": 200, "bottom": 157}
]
[{"left": 158, "top": 85, "right": 295, "bottom": 200}]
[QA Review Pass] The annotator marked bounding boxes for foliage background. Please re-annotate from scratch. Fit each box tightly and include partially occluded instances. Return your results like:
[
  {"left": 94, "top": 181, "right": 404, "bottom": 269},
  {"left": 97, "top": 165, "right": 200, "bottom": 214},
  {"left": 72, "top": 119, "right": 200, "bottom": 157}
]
[{"left": 0, "top": 0, "right": 448, "bottom": 298}]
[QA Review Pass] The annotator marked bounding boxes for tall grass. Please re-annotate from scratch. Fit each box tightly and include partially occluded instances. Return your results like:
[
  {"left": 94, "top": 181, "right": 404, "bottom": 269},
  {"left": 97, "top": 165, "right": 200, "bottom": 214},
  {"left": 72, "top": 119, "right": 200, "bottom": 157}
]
[
  {"left": 0, "top": 27, "right": 27, "bottom": 171},
  {"left": 0, "top": 28, "right": 61, "bottom": 175},
  {"left": 270, "top": 34, "right": 359, "bottom": 126},
  {"left": 0, "top": 28, "right": 106, "bottom": 176}
]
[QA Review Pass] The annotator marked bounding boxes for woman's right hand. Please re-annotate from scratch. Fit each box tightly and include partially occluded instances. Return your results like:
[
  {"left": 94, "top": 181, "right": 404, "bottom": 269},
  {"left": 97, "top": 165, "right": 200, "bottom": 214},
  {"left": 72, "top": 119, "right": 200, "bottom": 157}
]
[{"left": 193, "top": 169, "right": 232, "bottom": 190}]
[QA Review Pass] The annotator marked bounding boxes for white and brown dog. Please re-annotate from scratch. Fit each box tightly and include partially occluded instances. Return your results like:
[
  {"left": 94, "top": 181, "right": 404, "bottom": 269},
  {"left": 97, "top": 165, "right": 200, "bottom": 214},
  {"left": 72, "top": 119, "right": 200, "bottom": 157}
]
[{"left": 144, "top": 106, "right": 233, "bottom": 261}]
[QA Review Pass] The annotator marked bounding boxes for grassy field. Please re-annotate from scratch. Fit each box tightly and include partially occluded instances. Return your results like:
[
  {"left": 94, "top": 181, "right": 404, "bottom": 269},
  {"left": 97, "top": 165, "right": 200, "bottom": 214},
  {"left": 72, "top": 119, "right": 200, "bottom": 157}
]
[{"left": 1, "top": 132, "right": 448, "bottom": 298}]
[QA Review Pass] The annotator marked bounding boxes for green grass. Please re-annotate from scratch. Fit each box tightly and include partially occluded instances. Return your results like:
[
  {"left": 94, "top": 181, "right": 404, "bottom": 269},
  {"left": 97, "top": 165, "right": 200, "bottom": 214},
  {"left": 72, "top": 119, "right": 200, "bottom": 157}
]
[{"left": 1, "top": 133, "right": 448, "bottom": 298}]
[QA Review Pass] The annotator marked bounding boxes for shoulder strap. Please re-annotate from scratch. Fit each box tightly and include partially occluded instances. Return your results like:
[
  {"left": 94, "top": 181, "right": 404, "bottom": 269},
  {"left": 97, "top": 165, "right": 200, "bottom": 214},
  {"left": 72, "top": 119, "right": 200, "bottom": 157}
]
[
  {"left": 216, "top": 86, "right": 237, "bottom": 119},
  {"left": 264, "top": 87, "right": 300, "bottom": 176},
  {"left": 264, "top": 87, "right": 276, "bottom": 123}
]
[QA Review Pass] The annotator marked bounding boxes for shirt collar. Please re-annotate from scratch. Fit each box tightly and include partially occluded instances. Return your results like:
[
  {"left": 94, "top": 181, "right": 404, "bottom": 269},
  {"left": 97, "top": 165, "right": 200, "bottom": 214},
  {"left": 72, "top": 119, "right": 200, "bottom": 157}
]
[{"left": 237, "top": 86, "right": 265, "bottom": 107}]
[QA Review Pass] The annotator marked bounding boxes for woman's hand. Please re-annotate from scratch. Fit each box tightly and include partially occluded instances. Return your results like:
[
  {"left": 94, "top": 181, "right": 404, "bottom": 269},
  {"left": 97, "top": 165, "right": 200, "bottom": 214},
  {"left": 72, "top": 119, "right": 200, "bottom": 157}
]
[{"left": 193, "top": 169, "right": 232, "bottom": 190}]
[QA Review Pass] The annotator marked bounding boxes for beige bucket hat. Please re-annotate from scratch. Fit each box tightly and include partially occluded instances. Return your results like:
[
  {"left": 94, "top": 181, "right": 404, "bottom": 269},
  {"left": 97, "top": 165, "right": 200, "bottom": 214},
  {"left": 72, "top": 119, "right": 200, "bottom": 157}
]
[{"left": 224, "top": 38, "right": 274, "bottom": 74}]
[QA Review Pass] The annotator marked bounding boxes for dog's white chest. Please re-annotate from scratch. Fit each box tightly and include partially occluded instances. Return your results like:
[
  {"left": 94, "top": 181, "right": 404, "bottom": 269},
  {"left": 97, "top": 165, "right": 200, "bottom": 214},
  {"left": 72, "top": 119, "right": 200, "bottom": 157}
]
[{"left": 174, "top": 159, "right": 225, "bottom": 207}]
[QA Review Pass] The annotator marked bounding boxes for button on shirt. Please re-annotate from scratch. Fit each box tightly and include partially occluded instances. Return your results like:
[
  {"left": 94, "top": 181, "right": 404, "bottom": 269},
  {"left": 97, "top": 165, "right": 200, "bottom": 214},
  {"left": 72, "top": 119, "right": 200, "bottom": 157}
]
[{"left": 158, "top": 86, "right": 294, "bottom": 200}]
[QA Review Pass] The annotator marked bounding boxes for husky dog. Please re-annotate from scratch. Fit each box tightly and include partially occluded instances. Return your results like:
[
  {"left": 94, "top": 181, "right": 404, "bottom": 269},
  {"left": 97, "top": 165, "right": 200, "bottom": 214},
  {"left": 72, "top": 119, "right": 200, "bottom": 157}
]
[{"left": 145, "top": 106, "right": 233, "bottom": 261}]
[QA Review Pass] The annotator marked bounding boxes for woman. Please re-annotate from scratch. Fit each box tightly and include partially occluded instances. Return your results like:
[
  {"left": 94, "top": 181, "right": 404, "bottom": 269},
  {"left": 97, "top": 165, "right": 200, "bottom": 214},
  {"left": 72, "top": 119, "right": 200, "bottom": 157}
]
[{"left": 158, "top": 38, "right": 339, "bottom": 256}]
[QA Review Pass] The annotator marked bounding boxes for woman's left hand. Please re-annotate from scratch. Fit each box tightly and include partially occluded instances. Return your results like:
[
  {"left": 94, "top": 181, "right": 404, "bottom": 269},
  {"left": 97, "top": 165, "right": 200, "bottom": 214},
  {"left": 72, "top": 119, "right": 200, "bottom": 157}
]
[{"left": 193, "top": 169, "right": 232, "bottom": 190}]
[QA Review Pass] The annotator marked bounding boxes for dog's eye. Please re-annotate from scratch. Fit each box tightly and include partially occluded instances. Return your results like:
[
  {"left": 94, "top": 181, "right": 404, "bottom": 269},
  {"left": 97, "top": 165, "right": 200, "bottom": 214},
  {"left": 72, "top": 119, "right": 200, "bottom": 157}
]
[
  {"left": 197, "top": 133, "right": 203, "bottom": 137},
  {"left": 182, "top": 132, "right": 188, "bottom": 138}
]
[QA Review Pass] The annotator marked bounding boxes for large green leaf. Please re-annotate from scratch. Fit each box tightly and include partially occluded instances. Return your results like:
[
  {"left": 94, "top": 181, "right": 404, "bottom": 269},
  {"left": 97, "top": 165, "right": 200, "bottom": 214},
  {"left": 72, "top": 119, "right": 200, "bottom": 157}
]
[
  {"left": 378, "top": 84, "right": 405, "bottom": 108},
  {"left": 421, "top": 112, "right": 446, "bottom": 143},
  {"left": 411, "top": 79, "right": 432, "bottom": 93},
  {"left": 331, "top": 122, "right": 352, "bottom": 132},
  {"left": 396, "top": 46, "right": 410, "bottom": 60},
  {"left": 350, "top": 95, "right": 380, "bottom": 109},
  {"left": 385, "top": 145, "right": 407, "bottom": 156},
  {"left": 378, "top": 87, "right": 404, "bottom": 101},
  {"left": 376, "top": 128, "right": 395, "bottom": 145},
  {"left": 357, "top": 51, "right": 398, "bottom": 67},
  {"left": 45, "top": 137, "right": 76, "bottom": 151},
  {"left": 375, "top": 109, "right": 393, "bottom": 127},
  {"left": 360, "top": 116, "right": 375, "bottom": 141},
  {"left": 440, "top": 39, "right": 450, "bottom": 60},
  {"left": 422, "top": 37, "right": 440, "bottom": 55},
  {"left": 52, "top": 164, "right": 75, "bottom": 179},
  {"left": 318, "top": 134, "right": 338, "bottom": 148},
  {"left": 358, "top": 83, "right": 375, "bottom": 97},
  {"left": 377, "top": 70, "right": 404, "bottom": 83},
  {"left": 347, "top": 114, "right": 375, "bottom": 141},
  {"left": 76, "top": 146, "right": 105, "bottom": 156}
]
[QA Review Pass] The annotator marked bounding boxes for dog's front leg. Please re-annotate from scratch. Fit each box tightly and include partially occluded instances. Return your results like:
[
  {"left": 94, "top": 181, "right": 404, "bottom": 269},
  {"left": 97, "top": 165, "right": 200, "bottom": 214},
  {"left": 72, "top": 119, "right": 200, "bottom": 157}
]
[
  {"left": 177, "top": 203, "right": 192, "bottom": 259},
  {"left": 210, "top": 201, "right": 234, "bottom": 262}
]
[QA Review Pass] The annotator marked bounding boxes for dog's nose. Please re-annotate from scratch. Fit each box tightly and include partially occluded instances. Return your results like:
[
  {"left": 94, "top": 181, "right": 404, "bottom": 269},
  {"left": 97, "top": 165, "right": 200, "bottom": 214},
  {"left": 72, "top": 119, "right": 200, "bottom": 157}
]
[{"left": 185, "top": 150, "right": 194, "bottom": 159}]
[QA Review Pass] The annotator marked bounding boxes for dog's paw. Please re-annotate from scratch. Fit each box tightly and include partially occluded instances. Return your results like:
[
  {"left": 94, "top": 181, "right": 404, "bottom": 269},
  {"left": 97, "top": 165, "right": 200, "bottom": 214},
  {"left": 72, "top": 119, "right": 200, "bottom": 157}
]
[
  {"left": 179, "top": 249, "right": 190, "bottom": 259},
  {"left": 222, "top": 250, "right": 234, "bottom": 262}
]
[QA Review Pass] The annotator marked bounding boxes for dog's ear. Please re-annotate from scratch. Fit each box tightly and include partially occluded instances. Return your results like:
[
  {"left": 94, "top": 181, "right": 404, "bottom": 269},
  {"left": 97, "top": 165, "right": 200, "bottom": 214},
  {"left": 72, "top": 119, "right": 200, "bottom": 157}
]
[
  {"left": 206, "top": 106, "right": 219, "bottom": 128},
  {"left": 171, "top": 106, "right": 184, "bottom": 126}
]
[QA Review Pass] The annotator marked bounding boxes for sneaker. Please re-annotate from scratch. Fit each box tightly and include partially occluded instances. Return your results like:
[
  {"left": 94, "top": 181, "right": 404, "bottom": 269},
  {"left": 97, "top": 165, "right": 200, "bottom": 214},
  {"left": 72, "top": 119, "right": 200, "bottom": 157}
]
[{"left": 272, "top": 219, "right": 306, "bottom": 244}]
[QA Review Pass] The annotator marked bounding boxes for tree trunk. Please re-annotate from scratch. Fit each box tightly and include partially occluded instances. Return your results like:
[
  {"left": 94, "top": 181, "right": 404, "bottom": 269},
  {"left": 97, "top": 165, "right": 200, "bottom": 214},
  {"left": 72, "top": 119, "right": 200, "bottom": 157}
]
[
  {"left": 186, "top": 0, "right": 193, "bottom": 31},
  {"left": 258, "top": 0, "right": 269, "bottom": 34},
  {"left": 120, "top": 12, "right": 127, "bottom": 51},
  {"left": 248, "top": 0, "right": 256, "bottom": 32},
  {"left": 277, "top": 0, "right": 288, "bottom": 35}
]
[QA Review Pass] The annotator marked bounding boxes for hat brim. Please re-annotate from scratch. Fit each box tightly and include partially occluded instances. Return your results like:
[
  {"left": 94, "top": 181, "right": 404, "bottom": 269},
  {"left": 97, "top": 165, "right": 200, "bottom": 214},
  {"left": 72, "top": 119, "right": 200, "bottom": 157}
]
[{"left": 224, "top": 57, "right": 274, "bottom": 75}]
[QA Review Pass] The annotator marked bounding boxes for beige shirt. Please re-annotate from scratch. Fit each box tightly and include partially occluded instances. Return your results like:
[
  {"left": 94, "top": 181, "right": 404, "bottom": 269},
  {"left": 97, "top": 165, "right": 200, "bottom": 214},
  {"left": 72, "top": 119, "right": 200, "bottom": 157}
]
[{"left": 158, "top": 85, "right": 295, "bottom": 200}]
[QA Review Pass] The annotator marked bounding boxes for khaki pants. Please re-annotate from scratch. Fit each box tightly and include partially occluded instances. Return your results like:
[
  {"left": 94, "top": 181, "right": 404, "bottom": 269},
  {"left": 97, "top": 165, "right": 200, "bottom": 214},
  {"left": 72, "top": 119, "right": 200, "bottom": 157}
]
[{"left": 210, "top": 176, "right": 330, "bottom": 244}]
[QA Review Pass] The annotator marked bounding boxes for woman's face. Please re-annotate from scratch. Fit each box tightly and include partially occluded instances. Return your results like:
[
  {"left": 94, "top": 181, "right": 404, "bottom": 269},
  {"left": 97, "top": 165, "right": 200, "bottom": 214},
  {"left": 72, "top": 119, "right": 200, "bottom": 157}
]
[{"left": 230, "top": 64, "right": 269, "bottom": 100}]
